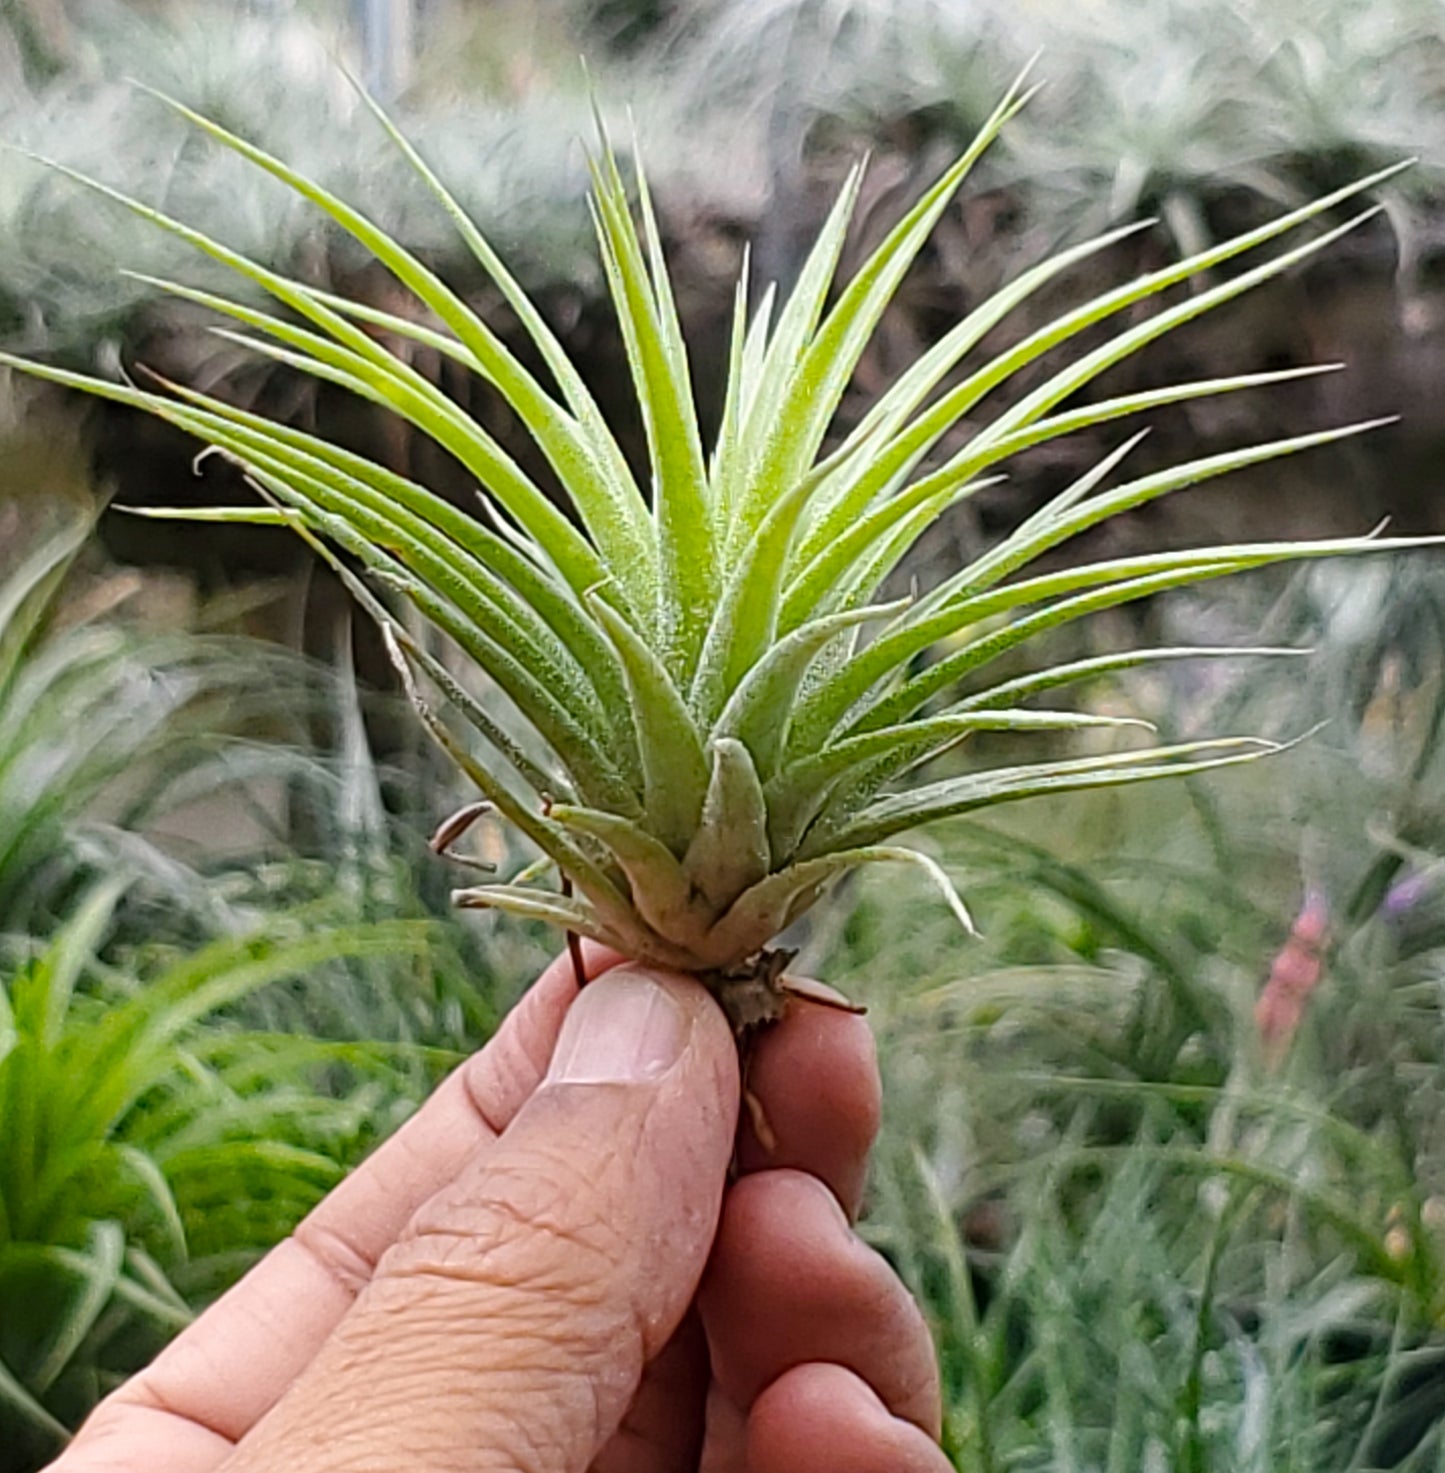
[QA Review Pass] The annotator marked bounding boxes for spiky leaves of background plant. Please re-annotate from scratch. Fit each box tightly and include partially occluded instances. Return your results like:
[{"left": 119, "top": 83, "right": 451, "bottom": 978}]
[{"left": 1, "top": 74, "right": 1427, "bottom": 1014}]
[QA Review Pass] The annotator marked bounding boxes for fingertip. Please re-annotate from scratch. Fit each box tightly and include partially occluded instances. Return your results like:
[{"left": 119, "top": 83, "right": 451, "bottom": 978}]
[
  {"left": 738, "top": 987, "right": 881, "bottom": 1217},
  {"left": 748, "top": 1363, "right": 953, "bottom": 1473},
  {"left": 539, "top": 963, "right": 739, "bottom": 1122},
  {"left": 702, "top": 1170, "right": 941, "bottom": 1434}
]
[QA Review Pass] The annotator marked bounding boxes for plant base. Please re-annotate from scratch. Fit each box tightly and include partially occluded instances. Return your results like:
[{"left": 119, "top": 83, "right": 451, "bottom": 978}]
[{"left": 706, "top": 947, "right": 798, "bottom": 1036}]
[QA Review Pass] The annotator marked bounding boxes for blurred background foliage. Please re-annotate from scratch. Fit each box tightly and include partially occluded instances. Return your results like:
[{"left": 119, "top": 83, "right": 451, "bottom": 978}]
[{"left": 6, "top": 0, "right": 1445, "bottom": 1468}]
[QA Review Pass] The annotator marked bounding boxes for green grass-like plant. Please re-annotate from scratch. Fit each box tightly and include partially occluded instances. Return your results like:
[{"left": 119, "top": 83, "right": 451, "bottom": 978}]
[
  {"left": 0, "top": 880, "right": 428, "bottom": 1465},
  {"left": 2, "top": 73, "right": 1431, "bottom": 1023}
]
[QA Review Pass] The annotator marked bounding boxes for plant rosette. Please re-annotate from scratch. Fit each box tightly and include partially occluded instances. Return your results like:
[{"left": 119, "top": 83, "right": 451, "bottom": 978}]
[{"left": 3, "top": 72, "right": 1433, "bottom": 1032}]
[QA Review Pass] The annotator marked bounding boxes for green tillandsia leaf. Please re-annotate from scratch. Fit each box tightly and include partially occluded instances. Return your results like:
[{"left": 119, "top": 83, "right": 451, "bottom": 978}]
[
  {"left": 953, "top": 645, "right": 1310, "bottom": 712},
  {"left": 631, "top": 129, "right": 698, "bottom": 461},
  {"left": 587, "top": 139, "right": 713, "bottom": 672},
  {"left": 781, "top": 366, "right": 1338, "bottom": 633},
  {"left": 789, "top": 422, "right": 1395, "bottom": 753},
  {"left": 0, "top": 1352, "right": 69, "bottom": 1442},
  {"left": 694, "top": 842, "right": 977, "bottom": 967},
  {"left": 293, "top": 279, "right": 485, "bottom": 371},
  {"left": 936, "top": 419, "right": 1393, "bottom": 612},
  {"left": 113, "top": 1144, "right": 187, "bottom": 1262},
  {"left": 238, "top": 452, "right": 589, "bottom": 715},
  {"left": 390, "top": 631, "right": 572, "bottom": 804},
  {"left": 720, "top": 168, "right": 862, "bottom": 551},
  {"left": 796, "top": 218, "right": 1155, "bottom": 539},
  {"left": 287, "top": 518, "right": 571, "bottom": 801},
  {"left": 185, "top": 451, "right": 633, "bottom": 817},
  {"left": 779, "top": 474, "right": 1003, "bottom": 633},
  {"left": 375, "top": 620, "right": 646, "bottom": 936},
  {"left": 586, "top": 595, "right": 710, "bottom": 857},
  {"left": 815, "top": 489, "right": 966, "bottom": 635},
  {"left": 344, "top": 83, "right": 642, "bottom": 512},
  {"left": 0, "top": 520, "right": 89, "bottom": 694},
  {"left": 16, "top": 151, "right": 617, "bottom": 613},
  {"left": 730, "top": 74, "right": 1034, "bottom": 545},
  {"left": 243, "top": 463, "right": 642, "bottom": 815},
  {"left": 788, "top": 562, "right": 1233, "bottom": 758},
  {"left": 710, "top": 247, "right": 754, "bottom": 496},
  {"left": 789, "top": 233, "right": 1154, "bottom": 582},
  {"left": 723, "top": 277, "right": 778, "bottom": 507},
  {"left": 115, "top": 505, "right": 300, "bottom": 526},
  {"left": 943, "top": 364, "right": 1342, "bottom": 482},
  {"left": 854, "top": 531, "right": 1434, "bottom": 738},
  {"left": 711, "top": 597, "right": 912, "bottom": 781},
  {"left": 690, "top": 459, "right": 842, "bottom": 724},
  {"left": 342, "top": 82, "right": 654, "bottom": 578},
  {"left": 188, "top": 411, "right": 624, "bottom": 755},
  {"left": 548, "top": 804, "right": 713, "bottom": 950},
  {"left": 205, "top": 322, "right": 618, "bottom": 596},
  {"left": 682, "top": 738, "right": 771, "bottom": 911},
  {"left": 37, "top": 878, "right": 126, "bottom": 1051},
  {"left": 896, "top": 214, "right": 1387, "bottom": 538},
  {"left": 286, "top": 504, "right": 610, "bottom": 888},
  {"left": 803, "top": 736, "right": 1283, "bottom": 857},
  {"left": 895, "top": 165, "right": 1402, "bottom": 483},
  {"left": 450, "top": 882, "right": 607, "bottom": 937},
  {"left": 766, "top": 709, "right": 1154, "bottom": 863},
  {"left": 791, "top": 164, "right": 1406, "bottom": 577},
  {"left": 137, "top": 87, "right": 658, "bottom": 607},
  {"left": 10, "top": 352, "right": 587, "bottom": 698},
  {"left": 317, "top": 504, "right": 635, "bottom": 819},
  {"left": 449, "top": 881, "right": 700, "bottom": 971},
  {"left": 0, "top": 983, "right": 17, "bottom": 1074},
  {"left": 973, "top": 430, "right": 1152, "bottom": 569},
  {"left": 140, "top": 367, "right": 640, "bottom": 776},
  {"left": 75, "top": 922, "right": 431, "bottom": 1092}
]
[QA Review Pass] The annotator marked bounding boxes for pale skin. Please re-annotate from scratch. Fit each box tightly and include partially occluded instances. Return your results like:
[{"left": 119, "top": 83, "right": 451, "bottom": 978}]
[{"left": 51, "top": 945, "right": 950, "bottom": 1473}]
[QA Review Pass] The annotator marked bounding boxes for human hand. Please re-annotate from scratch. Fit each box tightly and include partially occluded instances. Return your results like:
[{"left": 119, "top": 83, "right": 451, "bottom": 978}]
[{"left": 54, "top": 947, "right": 948, "bottom": 1472}]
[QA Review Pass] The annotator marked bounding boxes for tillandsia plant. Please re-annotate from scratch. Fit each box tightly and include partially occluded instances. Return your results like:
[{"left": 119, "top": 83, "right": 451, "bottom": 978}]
[{"left": 0, "top": 74, "right": 1428, "bottom": 1030}]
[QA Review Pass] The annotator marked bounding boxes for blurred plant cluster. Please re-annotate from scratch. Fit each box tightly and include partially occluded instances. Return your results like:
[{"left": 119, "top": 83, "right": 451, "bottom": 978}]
[{"left": 7, "top": 0, "right": 1445, "bottom": 353}]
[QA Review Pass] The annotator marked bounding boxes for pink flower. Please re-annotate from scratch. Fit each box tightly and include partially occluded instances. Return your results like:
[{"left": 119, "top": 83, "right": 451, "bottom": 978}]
[{"left": 1255, "top": 890, "right": 1328, "bottom": 1067}]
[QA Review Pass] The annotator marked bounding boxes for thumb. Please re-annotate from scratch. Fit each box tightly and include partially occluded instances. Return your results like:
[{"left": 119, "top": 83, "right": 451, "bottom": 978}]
[{"left": 225, "top": 965, "right": 739, "bottom": 1473}]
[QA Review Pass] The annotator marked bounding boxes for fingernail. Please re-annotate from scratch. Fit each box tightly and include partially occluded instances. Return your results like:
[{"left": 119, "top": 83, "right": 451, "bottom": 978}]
[{"left": 546, "top": 969, "right": 689, "bottom": 1084}]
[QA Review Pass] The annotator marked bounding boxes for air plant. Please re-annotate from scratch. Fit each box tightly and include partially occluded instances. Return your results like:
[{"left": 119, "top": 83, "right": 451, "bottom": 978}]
[{"left": 1, "top": 73, "right": 1426, "bottom": 1031}]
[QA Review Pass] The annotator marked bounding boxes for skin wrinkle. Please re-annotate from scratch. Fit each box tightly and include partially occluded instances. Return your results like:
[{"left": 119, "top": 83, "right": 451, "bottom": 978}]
[
  {"left": 388, "top": 1140, "right": 638, "bottom": 1294},
  {"left": 297, "top": 1314, "right": 624, "bottom": 1473},
  {"left": 281, "top": 1073, "right": 688, "bottom": 1470},
  {"left": 379, "top": 1323, "right": 637, "bottom": 1471},
  {"left": 291, "top": 1217, "right": 382, "bottom": 1299},
  {"left": 113, "top": 1380, "right": 236, "bottom": 1450}
]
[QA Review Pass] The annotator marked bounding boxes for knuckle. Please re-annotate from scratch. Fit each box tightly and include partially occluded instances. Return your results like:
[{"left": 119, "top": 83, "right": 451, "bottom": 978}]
[{"left": 292, "top": 1217, "right": 376, "bottom": 1298}]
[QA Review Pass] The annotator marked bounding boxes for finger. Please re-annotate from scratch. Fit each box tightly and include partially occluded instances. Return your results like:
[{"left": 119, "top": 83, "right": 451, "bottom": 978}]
[
  {"left": 736, "top": 984, "right": 881, "bottom": 1218},
  {"left": 747, "top": 1364, "right": 953, "bottom": 1473},
  {"left": 224, "top": 966, "right": 739, "bottom": 1473},
  {"left": 54, "top": 943, "right": 623, "bottom": 1472},
  {"left": 699, "top": 1169, "right": 941, "bottom": 1438}
]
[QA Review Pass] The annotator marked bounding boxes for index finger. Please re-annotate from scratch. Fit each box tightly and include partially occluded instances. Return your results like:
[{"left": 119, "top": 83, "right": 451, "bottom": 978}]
[{"left": 54, "top": 944, "right": 621, "bottom": 1471}]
